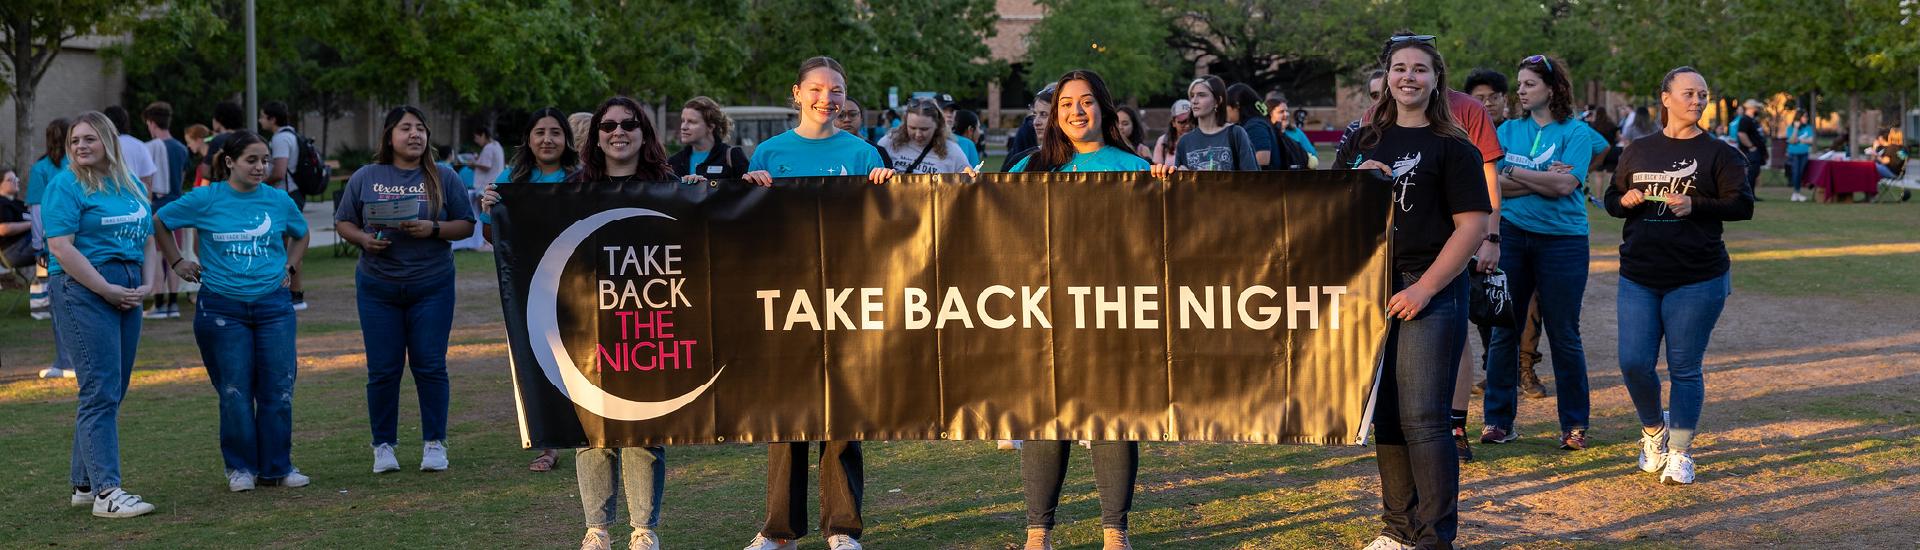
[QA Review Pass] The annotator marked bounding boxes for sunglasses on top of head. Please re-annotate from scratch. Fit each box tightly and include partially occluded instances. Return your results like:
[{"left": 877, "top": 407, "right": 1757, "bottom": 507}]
[
  {"left": 1389, "top": 34, "right": 1436, "bottom": 42},
  {"left": 597, "top": 119, "right": 643, "bottom": 133},
  {"left": 1523, "top": 55, "right": 1553, "bottom": 74}
]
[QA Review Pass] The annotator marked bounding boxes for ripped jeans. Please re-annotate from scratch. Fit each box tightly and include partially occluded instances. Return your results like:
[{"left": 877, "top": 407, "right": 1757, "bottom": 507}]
[{"left": 195, "top": 288, "right": 300, "bottom": 479}]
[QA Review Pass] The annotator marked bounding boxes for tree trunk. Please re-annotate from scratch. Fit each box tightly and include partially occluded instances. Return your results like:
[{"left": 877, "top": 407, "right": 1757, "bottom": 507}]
[
  {"left": 10, "top": 85, "right": 34, "bottom": 184},
  {"left": 320, "top": 96, "right": 333, "bottom": 158},
  {"left": 407, "top": 78, "right": 421, "bottom": 106},
  {"left": 1847, "top": 91, "right": 1861, "bottom": 158},
  {"left": 449, "top": 109, "right": 463, "bottom": 159}
]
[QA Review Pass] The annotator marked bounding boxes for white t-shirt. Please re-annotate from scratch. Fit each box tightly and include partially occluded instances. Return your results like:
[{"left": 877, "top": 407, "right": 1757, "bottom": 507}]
[
  {"left": 144, "top": 139, "right": 172, "bottom": 195},
  {"left": 269, "top": 127, "right": 300, "bottom": 191},
  {"left": 116, "top": 134, "right": 159, "bottom": 184},
  {"left": 880, "top": 136, "right": 972, "bottom": 175},
  {"left": 472, "top": 141, "right": 505, "bottom": 187}
]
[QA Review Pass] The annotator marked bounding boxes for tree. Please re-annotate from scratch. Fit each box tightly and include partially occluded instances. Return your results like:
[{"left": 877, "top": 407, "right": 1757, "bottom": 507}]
[
  {"left": 594, "top": 0, "right": 752, "bottom": 104},
  {"left": 1025, "top": 0, "right": 1175, "bottom": 102},
  {"left": 1400, "top": 0, "right": 1594, "bottom": 89},
  {"left": 865, "top": 0, "right": 1004, "bottom": 100},
  {"left": 298, "top": 0, "right": 603, "bottom": 109},
  {"left": 1, "top": 0, "right": 161, "bottom": 175},
  {"left": 1155, "top": 0, "right": 1391, "bottom": 97}
]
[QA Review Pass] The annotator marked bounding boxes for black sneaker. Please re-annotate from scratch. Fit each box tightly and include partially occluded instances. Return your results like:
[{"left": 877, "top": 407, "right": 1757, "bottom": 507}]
[
  {"left": 290, "top": 291, "right": 307, "bottom": 311},
  {"left": 1454, "top": 427, "right": 1474, "bottom": 463}
]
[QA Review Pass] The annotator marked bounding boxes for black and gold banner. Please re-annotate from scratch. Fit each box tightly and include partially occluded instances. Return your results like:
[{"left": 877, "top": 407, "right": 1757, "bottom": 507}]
[{"left": 492, "top": 170, "right": 1392, "bottom": 448}]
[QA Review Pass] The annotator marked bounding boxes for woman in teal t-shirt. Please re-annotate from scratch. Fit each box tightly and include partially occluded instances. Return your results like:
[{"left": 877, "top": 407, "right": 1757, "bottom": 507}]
[
  {"left": 154, "top": 130, "right": 312, "bottom": 493},
  {"left": 42, "top": 111, "right": 158, "bottom": 518},
  {"left": 479, "top": 107, "right": 578, "bottom": 244}
]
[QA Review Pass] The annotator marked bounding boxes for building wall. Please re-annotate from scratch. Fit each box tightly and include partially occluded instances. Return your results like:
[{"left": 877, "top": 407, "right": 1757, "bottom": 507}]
[{"left": 0, "top": 44, "right": 126, "bottom": 173}]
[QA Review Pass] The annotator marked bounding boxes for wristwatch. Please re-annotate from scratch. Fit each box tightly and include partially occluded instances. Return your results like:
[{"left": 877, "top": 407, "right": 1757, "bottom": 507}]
[
  {"left": 430, "top": 221, "right": 441, "bottom": 239},
  {"left": 1484, "top": 233, "right": 1502, "bottom": 244}
]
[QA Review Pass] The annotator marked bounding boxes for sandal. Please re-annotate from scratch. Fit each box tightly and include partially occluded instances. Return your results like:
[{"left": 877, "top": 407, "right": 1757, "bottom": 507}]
[{"left": 528, "top": 449, "right": 559, "bottom": 471}]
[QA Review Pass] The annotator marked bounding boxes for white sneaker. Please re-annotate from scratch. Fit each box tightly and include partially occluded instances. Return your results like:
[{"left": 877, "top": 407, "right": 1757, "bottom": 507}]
[
  {"left": 228, "top": 471, "right": 256, "bottom": 492},
  {"left": 142, "top": 307, "right": 168, "bottom": 320},
  {"left": 1639, "top": 412, "right": 1670, "bottom": 473},
  {"left": 1791, "top": 192, "right": 1807, "bottom": 202},
  {"left": 743, "top": 534, "right": 798, "bottom": 550},
  {"left": 1361, "top": 535, "right": 1414, "bottom": 550},
  {"left": 420, "top": 440, "right": 449, "bottom": 471},
  {"left": 40, "top": 366, "right": 75, "bottom": 379},
  {"left": 278, "top": 469, "right": 311, "bottom": 488},
  {"left": 71, "top": 488, "right": 93, "bottom": 506},
  {"left": 630, "top": 529, "right": 660, "bottom": 550},
  {"left": 1662, "top": 451, "right": 1696, "bottom": 485},
  {"left": 827, "top": 534, "right": 863, "bottom": 550},
  {"left": 997, "top": 440, "right": 1023, "bottom": 450},
  {"left": 92, "top": 488, "right": 155, "bottom": 518},
  {"left": 372, "top": 443, "right": 400, "bottom": 473},
  {"left": 580, "top": 528, "right": 612, "bottom": 550}
]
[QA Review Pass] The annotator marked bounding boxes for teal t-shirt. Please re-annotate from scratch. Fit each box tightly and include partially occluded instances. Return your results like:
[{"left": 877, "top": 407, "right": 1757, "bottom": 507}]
[
  {"left": 25, "top": 156, "right": 68, "bottom": 205},
  {"left": 479, "top": 167, "right": 569, "bottom": 224},
  {"left": 688, "top": 149, "right": 710, "bottom": 170},
  {"left": 1284, "top": 127, "right": 1316, "bottom": 160},
  {"left": 41, "top": 171, "right": 152, "bottom": 275},
  {"left": 1009, "top": 145, "right": 1151, "bottom": 172},
  {"left": 1786, "top": 124, "right": 1814, "bottom": 155},
  {"left": 1495, "top": 117, "right": 1607, "bottom": 236},
  {"left": 747, "top": 129, "right": 885, "bottom": 177},
  {"left": 954, "top": 134, "right": 981, "bottom": 167},
  {"left": 156, "top": 182, "right": 309, "bottom": 301}
]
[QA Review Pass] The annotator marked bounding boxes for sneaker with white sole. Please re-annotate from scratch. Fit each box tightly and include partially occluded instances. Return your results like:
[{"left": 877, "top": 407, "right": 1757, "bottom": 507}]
[
  {"left": 290, "top": 291, "right": 307, "bottom": 311},
  {"left": 228, "top": 471, "right": 256, "bottom": 492},
  {"left": 580, "top": 528, "right": 612, "bottom": 550},
  {"left": 1661, "top": 451, "right": 1695, "bottom": 485},
  {"left": 630, "top": 529, "right": 660, "bottom": 550},
  {"left": 40, "top": 366, "right": 75, "bottom": 379},
  {"left": 372, "top": 443, "right": 400, "bottom": 473},
  {"left": 143, "top": 306, "right": 169, "bottom": 320},
  {"left": 1479, "top": 424, "right": 1519, "bottom": 444},
  {"left": 277, "top": 469, "right": 311, "bottom": 488},
  {"left": 71, "top": 487, "right": 93, "bottom": 506},
  {"left": 743, "top": 534, "right": 798, "bottom": 550},
  {"left": 1360, "top": 535, "right": 1415, "bottom": 550},
  {"left": 1640, "top": 412, "right": 1670, "bottom": 473},
  {"left": 92, "top": 488, "right": 155, "bottom": 518},
  {"left": 827, "top": 534, "right": 863, "bottom": 550},
  {"left": 1102, "top": 528, "right": 1132, "bottom": 550},
  {"left": 421, "top": 440, "right": 449, "bottom": 471}
]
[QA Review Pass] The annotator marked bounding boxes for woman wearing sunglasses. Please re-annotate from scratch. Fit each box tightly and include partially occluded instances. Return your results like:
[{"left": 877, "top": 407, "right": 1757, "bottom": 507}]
[
  {"left": 1334, "top": 32, "right": 1490, "bottom": 550},
  {"left": 1480, "top": 54, "right": 1609, "bottom": 452},
  {"left": 1605, "top": 67, "right": 1752, "bottom": 487}
]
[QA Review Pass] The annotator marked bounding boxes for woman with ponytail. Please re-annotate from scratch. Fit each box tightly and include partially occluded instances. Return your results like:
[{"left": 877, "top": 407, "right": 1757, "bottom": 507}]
[{"left": 333, "top": 105, "right": 475, "bottom": 475}]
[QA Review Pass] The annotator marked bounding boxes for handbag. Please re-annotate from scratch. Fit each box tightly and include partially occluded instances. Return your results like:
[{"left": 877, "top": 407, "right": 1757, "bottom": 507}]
[{"left": 1467, "top": 258, "right": 1514, "bottom": 328}]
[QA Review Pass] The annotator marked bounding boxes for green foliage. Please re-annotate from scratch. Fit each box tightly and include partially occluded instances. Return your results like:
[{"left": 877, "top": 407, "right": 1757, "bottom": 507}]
[
  {"left": 593, "top": 0, "right": 752, "bottom": 103},
  {"left": 1025, "top": 0, "right": 1174, "bottom": 101},
  {"left": 1401, "top": 0, "right": 1593, "bottom": 90},
  {"left": 866, "top": 0, "right": 1005, "bottom": 100},
  {"left": 1154, "top": 0, "right": 1391, "bottom": 92}
]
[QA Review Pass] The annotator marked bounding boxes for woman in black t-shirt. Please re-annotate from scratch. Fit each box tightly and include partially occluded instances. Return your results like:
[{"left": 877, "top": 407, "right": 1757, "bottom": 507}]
[
  {"left": 1334, "top": 34, "right": 1490, "bottom": 550},
  {"left": 1603, "top": 67, "right": 1752, "bottom": 488}
]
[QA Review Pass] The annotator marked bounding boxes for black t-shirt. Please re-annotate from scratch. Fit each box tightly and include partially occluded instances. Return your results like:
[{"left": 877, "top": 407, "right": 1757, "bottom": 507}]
[
  {"left": 1002, "top": 146, "right": 1039, "bottom": 173},
  {"left": 667, "top": 143, "right": 750, "bottom": 180},
  {"left": 0, "top": 195, "right": 30, "bottom": 258},
  {"left": 1335, "top": 124, "right": 1491, "bottom": 273},
  {"left": 1603, "top": 131, "right": 1754, "bottom": 289},
  {"left": 1733, "top": 114, "right": 1767, "bottom": 158}
]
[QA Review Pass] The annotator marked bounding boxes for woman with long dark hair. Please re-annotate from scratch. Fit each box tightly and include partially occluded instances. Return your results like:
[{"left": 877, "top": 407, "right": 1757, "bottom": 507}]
[
  {"left": 153, "top": 130, "right": 312, "bottom": 492},
  {"left": 1784, "top": 110, "right": 1814, "bottom": 201},
  {"left": 1606, "top": 67, "right": 1752, "bottom": 487},
  {"left": 44, "top": 111, "right": 159, "bottom": 518},
  {"left": 741, "top": 56, "right": 890, "bottom": 550},
  {"left": 671, "top": 96, "right": 749, "bottom": 183},
  {"left": 1334, "top": 33, "right": 1490, "bottom": 550},
  {"left": 1113, "top": 107, "right": 1149, "bottom": 158},
  {"left": 1224, "top": 82, "right": 1279, "bottom": 169},
  {"left": 1480, "top": 54, "right": 1606, "bottom": 452},
  {"left": 26, "top": 117, "right": 70, "bottom": 363},
  {"left": 572, "top": 96, "right": 675, "bottom": 184},
  {"left": 1175, "top": 76, "right": 1259, "bottom": 171},
  {"left": 1011, "top": 69, "right": 1153, "bottom": 550},
  {"left": 333, "top": 105, "right": 475, "bottom": 475},
  {"left": 1152, "top": 100, "right": 1192, "bottom": 166}
]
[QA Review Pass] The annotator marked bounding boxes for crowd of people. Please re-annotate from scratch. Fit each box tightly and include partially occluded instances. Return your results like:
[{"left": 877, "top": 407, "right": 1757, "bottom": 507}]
[{"left": 6, "top": 28, "right": 1786, "bottom": 550}]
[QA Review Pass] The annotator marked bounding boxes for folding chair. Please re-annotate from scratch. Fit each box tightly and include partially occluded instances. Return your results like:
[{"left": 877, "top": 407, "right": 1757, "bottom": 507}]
[
  {"left": 0, "top": 248, "right": 34, "bottom": 315},
  {"left": 1876, "top": 159, "right": 1917, "bottom": 203}
]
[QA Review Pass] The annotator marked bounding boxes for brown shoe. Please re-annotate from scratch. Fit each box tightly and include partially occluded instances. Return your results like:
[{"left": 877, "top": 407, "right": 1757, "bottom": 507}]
[
  {"left": 1102, "top": 528, "right": 1132, "bottom": 550},
  {"left": 1025, "top": 528, "right": 1053, "bottom": 550},
  {"left": 1519, "top": 365, "right": 1548, "bottom": 399},
  {"left": 1470, "top": 379, "right": 1485, "bottom": 395}
]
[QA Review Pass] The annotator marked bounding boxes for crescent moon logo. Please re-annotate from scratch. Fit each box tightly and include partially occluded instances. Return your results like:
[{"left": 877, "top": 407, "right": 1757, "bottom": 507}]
[{"left": 529, "top": 207, "right": 724, "bottom": 421}]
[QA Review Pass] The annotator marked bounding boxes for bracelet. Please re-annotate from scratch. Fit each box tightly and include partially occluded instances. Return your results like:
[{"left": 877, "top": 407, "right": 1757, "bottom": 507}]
[
  {"left": 431, "top": 221, "right": 441, "bottom": 239},
  {"left": 171, "top": 258, "right": 184, "bottom": 269}
]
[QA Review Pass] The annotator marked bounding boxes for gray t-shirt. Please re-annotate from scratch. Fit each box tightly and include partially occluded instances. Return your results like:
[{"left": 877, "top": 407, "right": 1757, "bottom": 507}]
[
  {"left": 880, "top": 136, "right": 973, "bottom": 174},
  {"left": 334, "top": 163, "right": 475, "bottom": 283},
  {"left": 269, "top": 127, "right": 299, "bottom": 192},
  {"left": 1175, "top": 124, "right": 1260, "bottom": 171}
]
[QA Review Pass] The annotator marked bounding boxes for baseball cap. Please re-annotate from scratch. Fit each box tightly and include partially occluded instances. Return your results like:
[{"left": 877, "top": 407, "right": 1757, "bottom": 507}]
[
  {"left": 938, "top": 93, "right": 956, "bottom": 109},
  {"left": 1171, "top": 99, "right": 1193, "bottom": 121}
]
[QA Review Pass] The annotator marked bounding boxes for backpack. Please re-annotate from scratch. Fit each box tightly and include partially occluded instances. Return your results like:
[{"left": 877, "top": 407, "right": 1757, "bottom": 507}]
[
  {"left": 1274, "top": 132, "right": 1311, "bottom": 170},
  {"left": 287, "top": 129, "right": 330, "bottom": 196}
]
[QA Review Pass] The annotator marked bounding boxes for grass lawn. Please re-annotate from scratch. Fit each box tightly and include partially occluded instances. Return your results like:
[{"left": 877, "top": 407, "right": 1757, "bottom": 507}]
[{"left": 0, "top": 179, "right": 1915, "bottom": 549}]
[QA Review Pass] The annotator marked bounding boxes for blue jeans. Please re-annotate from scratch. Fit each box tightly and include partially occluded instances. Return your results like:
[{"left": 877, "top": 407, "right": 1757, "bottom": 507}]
[
  {"left": 1374, "top": 271, "right": 1468, "bottom": 549},
  {"left": 1021, "top": 440, "right": 1139, "bottom": 530},
  {"left": 577, "top": 446, "right": 666, "bottom": 530},
  {"left": 1483, "top": 222, "right": 1591, "bottom": 432},
  {"left": 1785, "top": 153, "right": 1809, "bottom": 192},
  {"left": 195, "top": 289, "right": 299, "bottom": 478},
  {"left": 1744, "top": 151, "right": 1765, "bottom": 191},
  {"left": 54, "top": 260, "right": 144, "bottom": 491},
  {"left": 1617, "top": 272, "right": 1730, "bottom": 454},
  {"left": 356, "top": 270, "right": 456, "bottom": 446}
]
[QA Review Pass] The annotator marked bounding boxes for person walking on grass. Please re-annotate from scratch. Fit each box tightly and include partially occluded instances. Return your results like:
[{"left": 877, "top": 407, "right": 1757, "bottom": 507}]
[
  {"left": 333, "top": 106, "right": 476, "bottom": 475},
  {"left": 153, "top": 130, "right": 312, "bottom": 493},
  {"left": 1335, "top": 33, "right": 1491, "bottom": 550},
  {"left": 1605, "top": 67, "right": 1753, "bottom": 486},
  {"left": 44, "top": 111, "right": 159, "bottom": 518}
]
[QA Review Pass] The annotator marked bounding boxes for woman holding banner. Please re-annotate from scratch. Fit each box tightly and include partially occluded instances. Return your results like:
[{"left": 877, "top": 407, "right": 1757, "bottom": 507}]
[
  {"left": 1011, "top": 69, "right": 1159, "bottom": 550},
  {"left": 1334, "top": 33, "right": 1490, "bottom": 550},
  {"left": 153, "top": 130, "right": 311, "bottom": 493},
  {"left": 333, "top": 106, "right": 475, "bottom": 475},
  {"left": 1605, "top": 67, "right": 1752, "bottom": 487},
  {"left": 740, "top": 56, "right": 891, "bottom": 550},
  {"left": 564, "top": 95, "right": 676, "bottom": 550}
]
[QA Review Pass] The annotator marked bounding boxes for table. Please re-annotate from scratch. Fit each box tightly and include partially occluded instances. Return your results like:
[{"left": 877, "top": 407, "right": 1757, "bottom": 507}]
[{"left": 1804, "top": 159, "right": 1880, "bottom": 202}]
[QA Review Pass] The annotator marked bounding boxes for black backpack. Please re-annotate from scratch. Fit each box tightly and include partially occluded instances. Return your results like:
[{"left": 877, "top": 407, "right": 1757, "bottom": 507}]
[{"left": 287, "top": 129, "right": 330, "bottom": 196}]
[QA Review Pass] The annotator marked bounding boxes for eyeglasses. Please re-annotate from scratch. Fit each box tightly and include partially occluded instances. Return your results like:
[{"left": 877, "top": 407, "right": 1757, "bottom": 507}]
[
  {"left": 1524, "top": 55, "right": 1553, "bottom": 74},
  {"left": 597, "top": 119, "right": 643, "bottom": 133},
  {"left": 1390, "top": 34, "right": 1436, "bottom": 42}
]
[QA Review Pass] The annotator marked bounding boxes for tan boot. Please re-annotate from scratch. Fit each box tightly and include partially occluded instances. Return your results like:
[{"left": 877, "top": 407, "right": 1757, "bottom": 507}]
[
  {"left": 1519, "top": 363, "right": 1548, "bottom": 399},
  {"left": 1102, "top": 528, "right": 1132, "bottom": 550},
  {"left": 1024, "top": 528, "right": 1053, "bottom": 550}
]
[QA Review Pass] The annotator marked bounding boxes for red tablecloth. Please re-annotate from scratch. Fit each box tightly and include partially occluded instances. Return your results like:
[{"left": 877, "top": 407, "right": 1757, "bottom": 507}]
[
  {"left": 1804, "top": 159, "right": 1880, "bottom": 202},
  {"left": 1304, "top": 130, "right": 1346, "bottom": 144}
]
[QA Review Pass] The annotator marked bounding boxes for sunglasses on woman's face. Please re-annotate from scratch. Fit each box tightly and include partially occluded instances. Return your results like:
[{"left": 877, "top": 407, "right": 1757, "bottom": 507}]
[{"left": 598, "top": 119, "right": 643, "bottom": 133}]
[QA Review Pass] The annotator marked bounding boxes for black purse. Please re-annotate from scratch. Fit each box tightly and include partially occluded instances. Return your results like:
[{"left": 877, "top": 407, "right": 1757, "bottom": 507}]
[{"left": 1468, "top": 258, "right": 1514, "bottom": 328}]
